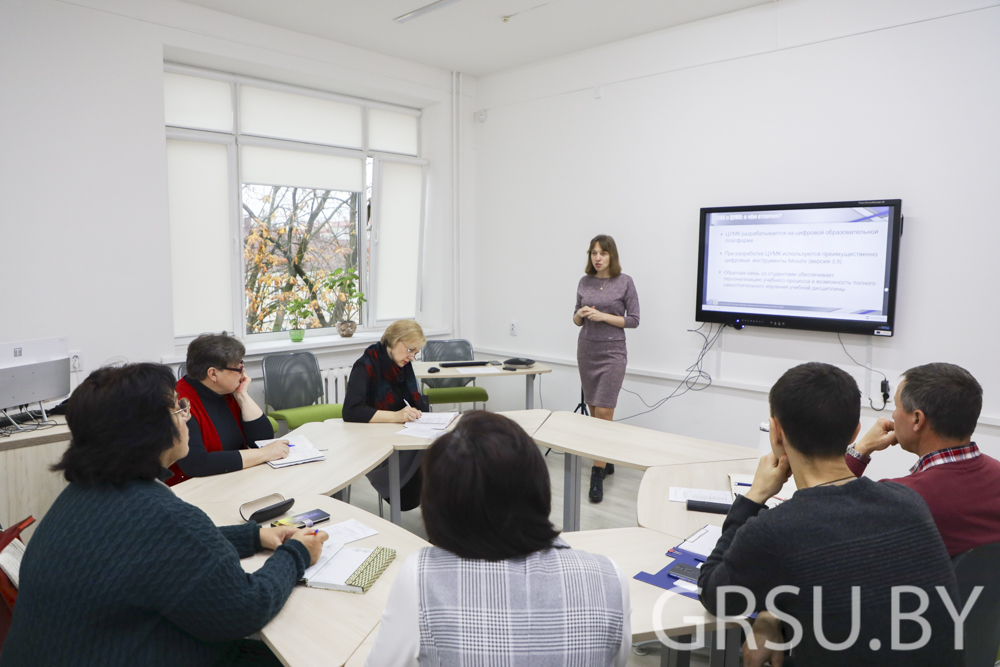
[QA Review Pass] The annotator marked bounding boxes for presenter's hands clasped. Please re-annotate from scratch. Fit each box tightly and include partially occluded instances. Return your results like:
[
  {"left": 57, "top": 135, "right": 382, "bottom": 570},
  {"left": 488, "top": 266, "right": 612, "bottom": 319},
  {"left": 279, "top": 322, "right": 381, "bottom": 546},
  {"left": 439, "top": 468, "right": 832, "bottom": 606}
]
[
  {"left": 258, "top": 525, "right": 298, "bottom": 551},
  {"left": 746, "top": 452, "right": 791, "bottom": 505},
  {"left": 743, "top": 611, "right": 786, "bottom": 667},
  {"left": 397, "top": 406, "right": 422, "bottom": 423},
  {"left": 261, "top": 439, "right": 290, "bottom": 462},
  {"left": 289, "top": 527, "right": 329, "bottom": 566},
  {"left": 855, "top": 417, "right": 897, "bottom": 457},
  {"left": 576, "top": 306, "right": 609, "bottom": 323}
]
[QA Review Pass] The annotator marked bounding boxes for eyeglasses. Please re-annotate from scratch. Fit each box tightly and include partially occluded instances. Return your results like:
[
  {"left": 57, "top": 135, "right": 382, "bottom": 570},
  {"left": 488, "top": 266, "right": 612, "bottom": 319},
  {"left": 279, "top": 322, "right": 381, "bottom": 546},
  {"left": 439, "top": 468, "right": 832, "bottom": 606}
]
[
  {"left": 222, "top": 362, "right": 245, "bottom": 373},
  {"left": 404, "top": 347, "right": 420, "bottom": 358},
  {"left": 171, "top": 398, "right": 191, "bottom": 418}
]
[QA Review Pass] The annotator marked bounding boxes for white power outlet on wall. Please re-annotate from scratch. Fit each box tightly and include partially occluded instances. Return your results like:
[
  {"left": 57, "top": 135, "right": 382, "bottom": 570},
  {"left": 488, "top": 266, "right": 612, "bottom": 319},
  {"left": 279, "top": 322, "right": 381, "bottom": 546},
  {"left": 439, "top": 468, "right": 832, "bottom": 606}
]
[
  {"left": 70, "top": 351, "right": 84, "bottom": 374},
  {"left": 509, "top": 321, "right": 518, "bottom": 336}
]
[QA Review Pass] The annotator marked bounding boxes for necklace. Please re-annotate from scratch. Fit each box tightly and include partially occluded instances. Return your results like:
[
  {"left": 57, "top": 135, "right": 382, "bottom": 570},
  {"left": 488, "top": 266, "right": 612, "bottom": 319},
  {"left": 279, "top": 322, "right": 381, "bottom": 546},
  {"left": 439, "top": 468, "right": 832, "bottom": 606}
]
[{"left": 815, "top": 475, "right": 855, "bottom": 487}]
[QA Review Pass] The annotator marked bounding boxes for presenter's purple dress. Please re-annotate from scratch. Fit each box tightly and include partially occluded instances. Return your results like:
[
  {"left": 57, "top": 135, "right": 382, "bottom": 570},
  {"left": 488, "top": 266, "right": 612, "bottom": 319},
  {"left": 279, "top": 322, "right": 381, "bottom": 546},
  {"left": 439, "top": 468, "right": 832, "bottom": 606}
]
[{"left": 575, "top": 274, "right": 640, "bottom": 408}]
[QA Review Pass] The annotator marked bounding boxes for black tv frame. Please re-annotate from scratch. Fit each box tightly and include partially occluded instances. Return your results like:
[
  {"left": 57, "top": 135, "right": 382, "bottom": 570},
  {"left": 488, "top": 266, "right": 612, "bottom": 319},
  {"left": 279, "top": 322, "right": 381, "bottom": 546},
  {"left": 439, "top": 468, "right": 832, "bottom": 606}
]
[{"left": 695, "top": 199, "right": 903, "bottom": 337}]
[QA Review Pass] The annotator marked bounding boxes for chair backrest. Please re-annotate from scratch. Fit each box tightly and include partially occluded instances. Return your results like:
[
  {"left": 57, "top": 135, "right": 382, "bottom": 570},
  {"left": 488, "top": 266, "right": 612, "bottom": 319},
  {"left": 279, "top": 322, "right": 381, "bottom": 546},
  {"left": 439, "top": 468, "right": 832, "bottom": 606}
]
[
  {"left": 952, "top": 540, "right": 1000, "bottom": 667},
  {"left": 262, "top": 352, "right": 325, "bottom": 411},
  {"left": 422, "top": 339, "right": 474, "bottom": 389},
  {"left": 176, "top": 362, "right": 186, "bottom": 380}
]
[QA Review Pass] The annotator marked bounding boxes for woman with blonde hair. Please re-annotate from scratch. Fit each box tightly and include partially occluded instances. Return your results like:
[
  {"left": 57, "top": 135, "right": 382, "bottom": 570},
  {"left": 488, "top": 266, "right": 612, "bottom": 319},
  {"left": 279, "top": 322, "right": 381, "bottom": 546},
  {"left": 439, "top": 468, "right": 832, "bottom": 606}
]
[
  {"left": 573, "top": 234, "right": 640, "bottom": 503},
  {"left": 344, "top": 319, "right": 430, "bottom": 510}
]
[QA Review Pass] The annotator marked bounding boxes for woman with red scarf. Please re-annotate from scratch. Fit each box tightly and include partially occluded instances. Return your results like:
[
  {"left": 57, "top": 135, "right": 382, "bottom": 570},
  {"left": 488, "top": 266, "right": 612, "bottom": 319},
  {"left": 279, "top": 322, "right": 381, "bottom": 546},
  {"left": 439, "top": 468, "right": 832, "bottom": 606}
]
[
  {"left": 343, "top": 319, "right": 430, "bottom": 511},
  {"left": 166, "top": 333, "right": 289, "bottom": 485}
]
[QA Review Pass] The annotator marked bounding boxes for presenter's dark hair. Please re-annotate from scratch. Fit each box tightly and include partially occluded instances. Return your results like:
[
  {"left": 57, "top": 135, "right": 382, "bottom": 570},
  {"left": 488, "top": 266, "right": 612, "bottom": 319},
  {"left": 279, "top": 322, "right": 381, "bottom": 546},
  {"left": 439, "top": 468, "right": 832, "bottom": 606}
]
[
  {"left": 585, "top": 234, "right": 622, "bottom": 277},
  {"left": 421, "top": 411, "right": 559, "bottom": 560},
  {"left": 900, "top": 363, "right": 982, "bottom": 440},
  {"left": 186, "top": 332, "right": 245, "bottom": 380},
  {"left": 769, "top": 362, "right": 860, "bottom": 459},
  {"left": 52, "top": 363, "right": 180, "bottom": 486}
]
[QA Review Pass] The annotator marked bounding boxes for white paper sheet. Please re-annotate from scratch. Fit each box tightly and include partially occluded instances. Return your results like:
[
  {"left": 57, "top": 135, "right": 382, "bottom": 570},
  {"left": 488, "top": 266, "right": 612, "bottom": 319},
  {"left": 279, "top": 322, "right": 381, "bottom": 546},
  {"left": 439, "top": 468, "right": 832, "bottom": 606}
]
[
  {"left": 308, "top": 546, "right": 372, "bottom": 587},
  {"left": 668, "top": 487, "right": 733, "bottom": 504},
  {"left": 395, "top": 425, "right": 445, "bottom": 439},
  {"left": 678, "top": 524, "right": 723, "bottom": 558},
  {"left": 256, "top": 434, "right": 325, "bottom": 468},
  {"left": 457, "top": 366, "right": 499, "bottom": 375},
  {"left": 319, "top": 519, "right": 377, "bottom": 545},
  {"left": 404, "top": 412, "right": 457, "bottom": 429}
]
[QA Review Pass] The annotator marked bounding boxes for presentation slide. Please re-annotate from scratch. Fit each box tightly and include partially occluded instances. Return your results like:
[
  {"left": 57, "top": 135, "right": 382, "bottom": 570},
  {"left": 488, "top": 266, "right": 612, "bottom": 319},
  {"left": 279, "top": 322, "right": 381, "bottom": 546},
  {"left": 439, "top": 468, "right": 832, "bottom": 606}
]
[{"left": 701, "top": 206, "right": 893, "bottom": 323}]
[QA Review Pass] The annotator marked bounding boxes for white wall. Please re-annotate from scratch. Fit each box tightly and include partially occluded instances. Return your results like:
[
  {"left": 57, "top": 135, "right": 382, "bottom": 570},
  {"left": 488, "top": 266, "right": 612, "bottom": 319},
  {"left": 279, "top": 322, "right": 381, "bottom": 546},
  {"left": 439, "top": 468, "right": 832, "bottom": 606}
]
[
  {"left": 0, "top": 0, "right": 457, "bottom": 381},
  {"left": 468, "top": 0, "right": 1000, "bottom": 462}
]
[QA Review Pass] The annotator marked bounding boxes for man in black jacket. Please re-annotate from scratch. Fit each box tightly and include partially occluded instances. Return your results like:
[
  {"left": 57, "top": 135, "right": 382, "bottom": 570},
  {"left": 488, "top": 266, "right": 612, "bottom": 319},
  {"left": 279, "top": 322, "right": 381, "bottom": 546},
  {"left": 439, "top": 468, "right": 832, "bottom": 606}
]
[{"left": 699, "top": 362, "right": 964, "bottom": 666}]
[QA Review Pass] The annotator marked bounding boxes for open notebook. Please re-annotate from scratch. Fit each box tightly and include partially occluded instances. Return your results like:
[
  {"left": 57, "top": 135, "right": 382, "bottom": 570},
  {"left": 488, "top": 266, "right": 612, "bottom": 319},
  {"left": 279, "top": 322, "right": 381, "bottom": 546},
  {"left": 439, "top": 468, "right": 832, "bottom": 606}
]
[
  {"left": 255, "top": 433, "right": 325, "bottom": 469},
  {"left": 0, "top": 537, "right": 25, "bottom": 589},
  {"left": 301, "top": 543, "right": 396, "bottom": 593}
]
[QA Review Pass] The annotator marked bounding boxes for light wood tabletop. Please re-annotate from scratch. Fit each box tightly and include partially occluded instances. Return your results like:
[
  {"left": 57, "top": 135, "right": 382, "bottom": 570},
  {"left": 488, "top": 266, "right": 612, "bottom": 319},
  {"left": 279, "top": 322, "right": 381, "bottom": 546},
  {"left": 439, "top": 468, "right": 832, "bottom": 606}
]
[
  {"left": 534, "top": 411, "right": 754, "bottom": 470},
  {"left": 411, "top": 360, "right": 552, "bottom": 380},
  {"left": 344, "top": 624, "right": 378, "bottom": 667},
  {"left": 0, "top": 417, "right": 70, "bottom": 453},
  {"left": 389, "top": 409, "right": 552, "bottom": 451},
  {"left": 197, "top": 494, "right": 429, "bottom": 667},
  {"left": 638, "top": 459, "right": 759, "bottom": 538},
  {"left": 173, "top": 420, "right": 394, "bottom": 505},
  {"left": 560, "top": 527, "right": 725, "bottom": 642}
]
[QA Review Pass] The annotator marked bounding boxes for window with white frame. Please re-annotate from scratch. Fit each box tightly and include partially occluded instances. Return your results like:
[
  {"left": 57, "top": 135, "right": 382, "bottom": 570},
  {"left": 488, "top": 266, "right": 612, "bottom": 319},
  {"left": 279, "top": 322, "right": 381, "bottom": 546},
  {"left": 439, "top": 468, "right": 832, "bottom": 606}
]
[{"left": 163, "top": 67, "right": 425, "bottom": 340}]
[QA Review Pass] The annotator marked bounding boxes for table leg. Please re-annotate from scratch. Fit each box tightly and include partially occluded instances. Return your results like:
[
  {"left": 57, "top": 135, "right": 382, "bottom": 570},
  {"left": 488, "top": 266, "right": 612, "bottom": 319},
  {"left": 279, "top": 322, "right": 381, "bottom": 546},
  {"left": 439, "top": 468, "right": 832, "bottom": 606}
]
[
  {"left": 660, "top": 635, "right": 692, "bottom": 667},
  {"left": 708, "top": 628, "right": 740, "bottom": 667},
  {"left": 525, "top": 374, "right": 536, "bottom": 410},
  {"left": 388, "top": 450, "right": 401, "bottom": 526},
  {"left": 562, "top": 452, "right": 581, "bottom": 532},
  {"left": 332, "top": 485, "right": 352, "bottom": 504}
]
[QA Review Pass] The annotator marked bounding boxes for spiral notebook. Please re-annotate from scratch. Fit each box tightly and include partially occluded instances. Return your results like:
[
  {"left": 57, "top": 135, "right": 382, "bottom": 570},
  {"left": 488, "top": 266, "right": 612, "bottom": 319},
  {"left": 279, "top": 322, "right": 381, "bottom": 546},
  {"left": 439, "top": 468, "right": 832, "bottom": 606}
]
[{"left": 301, "top": 543, "right": 396, "bottom": 594}]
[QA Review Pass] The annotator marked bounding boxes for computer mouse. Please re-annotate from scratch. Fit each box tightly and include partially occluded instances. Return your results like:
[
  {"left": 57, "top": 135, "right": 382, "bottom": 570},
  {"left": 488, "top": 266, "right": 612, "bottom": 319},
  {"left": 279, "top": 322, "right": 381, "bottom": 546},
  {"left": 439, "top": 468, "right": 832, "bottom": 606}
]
[{"left": 428, "top": 367, "right": 440, "bottom": 373}]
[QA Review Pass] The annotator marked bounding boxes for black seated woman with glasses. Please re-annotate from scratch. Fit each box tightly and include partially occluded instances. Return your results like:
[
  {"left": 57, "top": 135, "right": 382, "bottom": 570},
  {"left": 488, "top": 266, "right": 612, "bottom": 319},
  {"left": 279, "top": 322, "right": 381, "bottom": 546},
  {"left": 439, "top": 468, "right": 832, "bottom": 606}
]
[
  {"left": 166, "top": 332, "right": 289, "bottom": 485},
  {"left": 343, "top": 319, "right": 430, "bottom": 511},
  {"left": 0, "top": 363, "right": 327, "bottom": 667}
]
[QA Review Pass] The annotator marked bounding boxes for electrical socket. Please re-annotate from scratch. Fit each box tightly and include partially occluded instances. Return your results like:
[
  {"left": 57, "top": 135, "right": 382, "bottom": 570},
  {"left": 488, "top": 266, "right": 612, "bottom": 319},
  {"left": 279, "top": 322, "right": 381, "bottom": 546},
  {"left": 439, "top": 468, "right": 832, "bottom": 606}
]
[
  {"left": 509, "top": 321, "right": 518, "bottom": 336},
  {"left": 70, "top": 351, "right": 83, "bottom": 374}
]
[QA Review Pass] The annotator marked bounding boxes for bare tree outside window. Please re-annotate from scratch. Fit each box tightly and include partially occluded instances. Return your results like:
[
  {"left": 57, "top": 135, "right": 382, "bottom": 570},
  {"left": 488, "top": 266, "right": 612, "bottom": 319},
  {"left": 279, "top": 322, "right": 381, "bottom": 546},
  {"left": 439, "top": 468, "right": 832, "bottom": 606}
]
[{"left": 242, "top": 184, "right": 360, "bottom": 333}]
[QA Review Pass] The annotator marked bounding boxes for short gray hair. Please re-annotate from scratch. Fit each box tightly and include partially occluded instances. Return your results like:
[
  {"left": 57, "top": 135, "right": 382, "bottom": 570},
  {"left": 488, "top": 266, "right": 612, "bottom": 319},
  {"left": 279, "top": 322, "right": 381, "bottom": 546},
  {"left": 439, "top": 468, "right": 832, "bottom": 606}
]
[{"left": 899, "top": 363, "right": 981, "bottom": 440}]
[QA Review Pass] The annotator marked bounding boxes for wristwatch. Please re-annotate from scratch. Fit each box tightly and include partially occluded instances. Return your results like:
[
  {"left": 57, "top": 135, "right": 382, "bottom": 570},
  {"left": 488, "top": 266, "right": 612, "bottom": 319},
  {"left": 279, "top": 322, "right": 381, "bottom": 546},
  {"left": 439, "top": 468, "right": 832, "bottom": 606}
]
[{"left": 846, "top": 444, "right": 870, "bottom": 462}]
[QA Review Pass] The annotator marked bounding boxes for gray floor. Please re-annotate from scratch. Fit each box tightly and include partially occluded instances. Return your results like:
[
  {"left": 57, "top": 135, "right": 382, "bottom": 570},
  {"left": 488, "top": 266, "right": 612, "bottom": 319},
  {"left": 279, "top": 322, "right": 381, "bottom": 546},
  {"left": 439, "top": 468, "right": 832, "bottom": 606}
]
[{"left": 346, "top": 445, "right": 713, "bottom": 666}]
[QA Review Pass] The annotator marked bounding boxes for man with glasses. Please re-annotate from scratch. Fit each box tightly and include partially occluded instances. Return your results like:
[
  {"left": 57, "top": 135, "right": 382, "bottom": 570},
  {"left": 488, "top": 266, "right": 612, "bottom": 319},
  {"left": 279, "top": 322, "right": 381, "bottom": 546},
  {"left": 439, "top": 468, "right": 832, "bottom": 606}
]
[{"left": 166, "top": 332, "right": 289, "bottom": 485}]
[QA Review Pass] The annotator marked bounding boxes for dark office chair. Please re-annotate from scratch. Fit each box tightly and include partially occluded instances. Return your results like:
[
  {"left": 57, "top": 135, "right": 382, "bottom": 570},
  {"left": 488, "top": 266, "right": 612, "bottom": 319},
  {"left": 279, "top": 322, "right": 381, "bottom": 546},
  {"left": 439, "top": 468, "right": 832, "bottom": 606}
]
[
  {"left": 421, "top": 339, "right": 488, "bottom": 411},
  {"left": 952, "top": 540, "right": 1000, "bottom": 667},
  {"left": 262, "top": 352, "right": 342, "bottom": 429}
]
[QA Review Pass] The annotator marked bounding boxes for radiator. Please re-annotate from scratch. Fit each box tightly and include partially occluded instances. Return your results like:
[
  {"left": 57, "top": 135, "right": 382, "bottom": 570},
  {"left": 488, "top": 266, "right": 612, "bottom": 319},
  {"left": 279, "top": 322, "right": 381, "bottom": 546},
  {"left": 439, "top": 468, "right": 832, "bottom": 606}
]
[{"left": 322, "top": 366, "right": 353, "bottom": 404}]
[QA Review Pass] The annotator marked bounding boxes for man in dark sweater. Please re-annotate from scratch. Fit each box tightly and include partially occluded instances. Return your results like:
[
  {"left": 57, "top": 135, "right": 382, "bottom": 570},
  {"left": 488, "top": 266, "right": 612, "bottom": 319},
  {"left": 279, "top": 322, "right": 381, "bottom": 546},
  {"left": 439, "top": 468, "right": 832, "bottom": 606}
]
[
  {"left": 0, "top": 363, "right": 327, "bottom": 667},
  {"left": 845, "top": 362, "right": 1000, "bottom": 557},
  {"left": 699, "top": 362, "right": 964, "bottom": 666}
]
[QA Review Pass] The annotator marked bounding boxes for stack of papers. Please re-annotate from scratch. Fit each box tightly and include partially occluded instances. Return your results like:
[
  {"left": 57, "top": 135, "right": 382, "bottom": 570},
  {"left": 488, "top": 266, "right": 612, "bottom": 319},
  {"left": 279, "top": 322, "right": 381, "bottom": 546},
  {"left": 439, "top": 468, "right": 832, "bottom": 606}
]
[
  {"left": 397, "top": 412, "right": 458, "bottom": 439},
  {"left": 256, "top": 433, "right": 326, "bottom": 468},
  {"left": 668, "top": 487, "right": 733, "bottom": 504}
]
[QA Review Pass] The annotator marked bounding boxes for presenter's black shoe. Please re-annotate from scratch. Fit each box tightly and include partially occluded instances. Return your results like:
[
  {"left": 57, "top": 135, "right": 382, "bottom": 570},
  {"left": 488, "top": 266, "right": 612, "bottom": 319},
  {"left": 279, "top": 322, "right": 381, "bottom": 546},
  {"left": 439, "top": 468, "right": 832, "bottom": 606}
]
[
  {"left": 589, "top": 466, "right": 606, "bottom": 503},
  {"left": 606, "top": 464, "right": 615, "bottom": 475}
]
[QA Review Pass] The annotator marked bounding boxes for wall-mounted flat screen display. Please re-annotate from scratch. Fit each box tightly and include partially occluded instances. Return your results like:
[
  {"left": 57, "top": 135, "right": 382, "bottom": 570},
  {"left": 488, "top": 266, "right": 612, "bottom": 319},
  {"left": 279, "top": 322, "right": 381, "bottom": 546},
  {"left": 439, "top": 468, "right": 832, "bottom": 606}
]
[{"left": 696, "top": 199, "right": 902, "bottom": 336}]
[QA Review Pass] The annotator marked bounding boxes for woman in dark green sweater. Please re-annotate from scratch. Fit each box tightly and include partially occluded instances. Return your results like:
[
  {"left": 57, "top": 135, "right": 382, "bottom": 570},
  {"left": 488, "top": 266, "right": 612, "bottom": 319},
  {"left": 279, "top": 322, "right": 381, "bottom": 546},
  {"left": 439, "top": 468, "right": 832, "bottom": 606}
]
[{"left": 0, "top": 363, "right": 327, "bottom": 667}]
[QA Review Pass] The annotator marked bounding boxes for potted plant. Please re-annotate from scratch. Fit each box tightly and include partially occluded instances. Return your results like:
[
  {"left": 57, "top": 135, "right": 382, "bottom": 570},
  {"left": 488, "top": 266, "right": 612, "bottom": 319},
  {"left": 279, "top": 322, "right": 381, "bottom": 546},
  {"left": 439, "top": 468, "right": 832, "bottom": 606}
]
[
  {"left": 323, "top": 268, "right": 366, "bottom": 338},
  {"left": 285, "top": 297, "right": 312, "bottom": 342}
]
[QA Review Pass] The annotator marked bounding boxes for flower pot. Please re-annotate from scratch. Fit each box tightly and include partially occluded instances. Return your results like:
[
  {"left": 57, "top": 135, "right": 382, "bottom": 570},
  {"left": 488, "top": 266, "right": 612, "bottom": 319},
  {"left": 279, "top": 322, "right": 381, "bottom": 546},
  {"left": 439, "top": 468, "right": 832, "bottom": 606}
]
[
  {"left": 336, "top": 321, "right": 357, "bottom": 338},
  {"left": 289, "top": 329, "right": 305, "bottom": 342}
]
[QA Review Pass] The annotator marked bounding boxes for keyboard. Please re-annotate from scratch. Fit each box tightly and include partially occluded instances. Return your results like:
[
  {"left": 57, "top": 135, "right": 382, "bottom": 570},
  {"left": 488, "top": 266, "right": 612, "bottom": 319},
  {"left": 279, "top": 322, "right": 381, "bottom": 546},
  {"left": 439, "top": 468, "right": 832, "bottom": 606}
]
[{"left": 438, "top": 361, "right": 490, "bottom": 368}]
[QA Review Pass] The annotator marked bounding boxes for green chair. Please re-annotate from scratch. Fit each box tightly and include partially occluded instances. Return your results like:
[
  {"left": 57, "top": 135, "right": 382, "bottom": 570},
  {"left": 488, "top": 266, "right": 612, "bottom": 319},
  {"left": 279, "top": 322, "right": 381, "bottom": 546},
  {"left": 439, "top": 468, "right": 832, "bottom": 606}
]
[
  {"left": 421, "top": 340, "right": 488, "bottom": 410},
  {"left": 267, "top": 415, "right": 280, "bottom": 433},
  {"left": 262, "top": 352, "right": 343, "bottom": 430}
]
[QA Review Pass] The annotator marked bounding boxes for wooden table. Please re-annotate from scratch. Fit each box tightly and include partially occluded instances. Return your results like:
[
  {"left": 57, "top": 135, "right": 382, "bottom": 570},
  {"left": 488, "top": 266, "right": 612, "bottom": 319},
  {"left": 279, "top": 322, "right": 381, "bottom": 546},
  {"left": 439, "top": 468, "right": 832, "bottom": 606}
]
[
  {"left": 638, "top": 459, "right": 759, "bottom": 538},
  {"left": 411, "top": 361, "right": 552, "bottom": 410},
  {"left": 173, "top": 420, "right": 394, "bottom": 506},
  {"left": 533, "top": 411, "right": 756, "bottom": 532},
  {"left": 0, "top": 417, "right": 71, "bottom": 541},
  {"left": 198, "top": 494, "right": 429, "bottom": 667},
  {"left": 381, "top": 409, "right": 552, "bottom": 525}
]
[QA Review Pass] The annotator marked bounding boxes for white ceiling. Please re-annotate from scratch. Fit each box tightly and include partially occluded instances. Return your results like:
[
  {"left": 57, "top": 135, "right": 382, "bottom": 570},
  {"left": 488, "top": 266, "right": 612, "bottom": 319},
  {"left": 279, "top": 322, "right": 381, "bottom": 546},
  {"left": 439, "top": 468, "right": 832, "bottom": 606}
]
[{"left": 174, "top": 0, "right": 773, "bottom": 77}]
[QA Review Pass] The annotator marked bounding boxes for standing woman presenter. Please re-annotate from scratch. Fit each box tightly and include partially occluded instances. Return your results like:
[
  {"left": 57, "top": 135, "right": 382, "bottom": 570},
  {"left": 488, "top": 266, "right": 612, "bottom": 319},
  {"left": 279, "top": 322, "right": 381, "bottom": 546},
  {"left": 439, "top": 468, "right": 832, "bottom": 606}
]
[{"left": 573, "top": 235, "right": 640, "bottom": 503}]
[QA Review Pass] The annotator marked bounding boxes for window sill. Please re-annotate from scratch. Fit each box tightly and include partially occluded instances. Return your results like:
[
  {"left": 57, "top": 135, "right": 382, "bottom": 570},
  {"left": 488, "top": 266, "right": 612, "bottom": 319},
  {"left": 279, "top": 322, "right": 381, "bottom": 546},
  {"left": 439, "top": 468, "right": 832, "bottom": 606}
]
[{"left": 162, "top": 327, "right": 452, "bottom": 365}]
